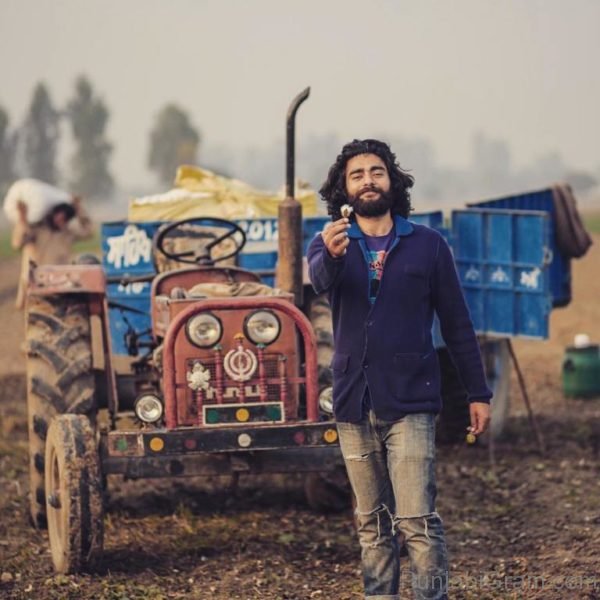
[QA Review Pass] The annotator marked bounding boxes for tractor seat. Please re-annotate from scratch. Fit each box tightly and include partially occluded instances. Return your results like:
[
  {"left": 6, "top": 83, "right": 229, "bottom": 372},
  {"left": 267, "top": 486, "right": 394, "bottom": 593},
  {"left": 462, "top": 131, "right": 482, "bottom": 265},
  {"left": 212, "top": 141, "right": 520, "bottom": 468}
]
[{"left": 183, "top": 281, "right": 291, "bottom": 299}]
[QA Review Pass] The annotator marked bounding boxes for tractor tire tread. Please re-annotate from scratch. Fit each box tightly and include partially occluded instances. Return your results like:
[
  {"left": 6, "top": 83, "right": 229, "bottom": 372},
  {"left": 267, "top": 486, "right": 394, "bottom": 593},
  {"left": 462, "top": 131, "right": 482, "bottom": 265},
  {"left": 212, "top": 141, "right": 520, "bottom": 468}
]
[
  {"left": 46, "top": 415, "right": 103, "bottom": 573},
  {"left": 26, "top": 295, "right": 95, "bottom": 530}
]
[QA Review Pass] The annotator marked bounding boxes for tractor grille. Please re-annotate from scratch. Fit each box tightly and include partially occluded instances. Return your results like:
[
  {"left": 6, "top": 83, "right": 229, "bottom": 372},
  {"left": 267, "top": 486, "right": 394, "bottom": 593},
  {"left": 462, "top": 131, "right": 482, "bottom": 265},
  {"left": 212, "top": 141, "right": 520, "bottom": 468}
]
[
  {"left": 183, "top": 349, "right": 299, "bottom": 426},
  {"left": 187, "top": 354, "right": 284, "bottom": 405}
]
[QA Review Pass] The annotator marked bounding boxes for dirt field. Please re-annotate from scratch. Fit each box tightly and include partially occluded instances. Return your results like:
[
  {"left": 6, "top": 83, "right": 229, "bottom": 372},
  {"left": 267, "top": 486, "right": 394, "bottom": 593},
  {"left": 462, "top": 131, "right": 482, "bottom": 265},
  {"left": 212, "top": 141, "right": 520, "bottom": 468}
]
[{"left": 1, "top": 239, "right": 599, "bottom": 600}]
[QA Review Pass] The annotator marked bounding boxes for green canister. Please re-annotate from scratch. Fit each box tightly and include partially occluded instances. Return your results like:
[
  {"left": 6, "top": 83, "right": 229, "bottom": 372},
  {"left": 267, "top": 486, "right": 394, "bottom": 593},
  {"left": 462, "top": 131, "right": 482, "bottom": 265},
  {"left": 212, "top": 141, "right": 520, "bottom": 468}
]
[{"left": 562, "top": 343, "right": 600, "bottom": 398}]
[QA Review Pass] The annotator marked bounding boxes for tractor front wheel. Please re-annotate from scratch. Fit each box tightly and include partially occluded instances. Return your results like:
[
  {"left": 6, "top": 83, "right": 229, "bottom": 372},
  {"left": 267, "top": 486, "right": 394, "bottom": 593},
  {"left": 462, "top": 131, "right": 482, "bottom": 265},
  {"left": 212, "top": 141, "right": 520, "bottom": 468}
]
[{"left": 45, "top": 414, "right": 104, "bottom": 574}]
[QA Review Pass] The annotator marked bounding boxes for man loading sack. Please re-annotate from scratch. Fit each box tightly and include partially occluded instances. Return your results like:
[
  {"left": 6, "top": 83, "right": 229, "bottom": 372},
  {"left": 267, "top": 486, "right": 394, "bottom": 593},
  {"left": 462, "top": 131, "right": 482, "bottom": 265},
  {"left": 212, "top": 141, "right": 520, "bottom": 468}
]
[{"left": 3, "top": 179, "right": 94, "bottom": 309}]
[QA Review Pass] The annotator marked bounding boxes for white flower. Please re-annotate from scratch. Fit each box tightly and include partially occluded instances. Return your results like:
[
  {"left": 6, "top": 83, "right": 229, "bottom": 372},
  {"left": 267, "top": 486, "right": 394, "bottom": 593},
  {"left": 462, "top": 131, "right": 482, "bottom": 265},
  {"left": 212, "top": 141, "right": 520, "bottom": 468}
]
[
  {"left": 341, "top": 204, "right": 354, "bottom": 218},
  {"left": 186, "top": 362, "right": 211, "bottom": 391}
]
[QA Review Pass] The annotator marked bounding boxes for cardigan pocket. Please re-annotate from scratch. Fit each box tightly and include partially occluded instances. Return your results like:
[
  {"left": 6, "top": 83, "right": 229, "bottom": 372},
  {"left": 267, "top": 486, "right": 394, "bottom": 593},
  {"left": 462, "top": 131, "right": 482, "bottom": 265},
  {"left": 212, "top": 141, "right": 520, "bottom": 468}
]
[
  {"left": 392, "top": 351, "right": 439, "bottom": 401},
  {"left": 399, "top": 265, "right": 430, "bottom": 298},
  {"left": 330, "top": 353, "right": 350, "bottom": 373},
  {"left": 403, "top": 264, "right": 428, "bottom": 278}
]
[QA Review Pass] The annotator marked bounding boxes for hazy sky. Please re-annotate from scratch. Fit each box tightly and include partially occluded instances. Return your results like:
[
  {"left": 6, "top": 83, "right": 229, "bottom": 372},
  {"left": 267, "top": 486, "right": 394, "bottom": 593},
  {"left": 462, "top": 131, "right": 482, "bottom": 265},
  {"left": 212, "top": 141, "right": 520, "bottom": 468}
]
[{"left": 1, "top": 0, "right": 599, "bottom": 188}]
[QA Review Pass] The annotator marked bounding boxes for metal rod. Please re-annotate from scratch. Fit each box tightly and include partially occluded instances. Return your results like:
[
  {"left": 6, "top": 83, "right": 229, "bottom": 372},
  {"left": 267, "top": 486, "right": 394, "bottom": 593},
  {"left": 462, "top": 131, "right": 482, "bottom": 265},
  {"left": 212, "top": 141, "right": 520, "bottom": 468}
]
[
  {"left": 286, "top": 87, "right": 310, "bottom": 199},
  {"left": 257, "top": 345, "right": 267, "bottom": 403},
  {"left": 214, "top": 346, "right": 224, "bottom": 404},
  {"left": 279, "top": 356, "right": 288, "bottom": 408},
  {"left": 195, "top": 389, "right": 204, "bottom": 426},
  {"left": 507, "top": 339, "right": 546, "bottom": 454}
]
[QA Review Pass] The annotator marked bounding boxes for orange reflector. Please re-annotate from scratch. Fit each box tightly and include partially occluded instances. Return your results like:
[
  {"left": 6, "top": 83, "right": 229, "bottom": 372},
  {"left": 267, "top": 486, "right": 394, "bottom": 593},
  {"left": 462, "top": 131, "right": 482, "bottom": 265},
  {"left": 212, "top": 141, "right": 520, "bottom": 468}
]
[
  {"left": 149, "top": 437, "right": 164, "bottom": 452},
  {"left": 236, "top": 408, "right": 250, "bottom": 422},
  {"left": 323, "top": 429, "right": 338, "bottom": 443}
]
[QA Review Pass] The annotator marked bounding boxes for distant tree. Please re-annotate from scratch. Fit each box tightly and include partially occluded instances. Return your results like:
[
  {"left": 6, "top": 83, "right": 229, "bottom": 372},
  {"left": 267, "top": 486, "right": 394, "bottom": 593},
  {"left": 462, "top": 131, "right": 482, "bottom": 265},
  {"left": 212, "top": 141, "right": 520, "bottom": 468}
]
[
  {"left": 0, "top": 105, "right": 17, "bottom": 195},
  {"left": 148, "top": 104, "right": 200, "bottom": 186},
  {"left": 67, "top": 75, "right": 114, "bottom": 198},
  {"left": 22, "top": 82, "right": 60, "bottom": 184}
]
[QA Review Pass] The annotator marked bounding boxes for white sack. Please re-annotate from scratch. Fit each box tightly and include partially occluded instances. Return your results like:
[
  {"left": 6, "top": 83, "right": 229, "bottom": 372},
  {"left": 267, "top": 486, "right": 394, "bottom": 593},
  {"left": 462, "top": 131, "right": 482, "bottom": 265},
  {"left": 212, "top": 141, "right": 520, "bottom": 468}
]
[{"left": 3, "top": 179, "right": 73, "bottom": 224}]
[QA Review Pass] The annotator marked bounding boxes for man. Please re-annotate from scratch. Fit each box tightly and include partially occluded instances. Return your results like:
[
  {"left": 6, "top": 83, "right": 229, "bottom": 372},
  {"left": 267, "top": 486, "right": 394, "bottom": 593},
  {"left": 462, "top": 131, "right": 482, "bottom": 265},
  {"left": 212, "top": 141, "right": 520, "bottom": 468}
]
[
  {"left": 12, "top": 196, "right": 94, "bottom": 309},
  {"left": 307, "top": 139, "right": 492, "bottom": 600}
]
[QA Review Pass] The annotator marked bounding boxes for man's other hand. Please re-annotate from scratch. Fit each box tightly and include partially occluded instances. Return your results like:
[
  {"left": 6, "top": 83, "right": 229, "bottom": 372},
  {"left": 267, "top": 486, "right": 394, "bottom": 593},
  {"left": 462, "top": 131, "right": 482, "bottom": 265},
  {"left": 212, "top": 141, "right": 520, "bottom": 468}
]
[
  {"left": 468, "top": 402, "right": 491, "bottom": 436},
  {"left": 17, "top": 200, "right": 28, "bottom": 222},
  {"left": 72, "top": 195, "right": 82, "bottom": 214},
  {"left": 323, "top": 218, "right": 350, "bottom": 258}
]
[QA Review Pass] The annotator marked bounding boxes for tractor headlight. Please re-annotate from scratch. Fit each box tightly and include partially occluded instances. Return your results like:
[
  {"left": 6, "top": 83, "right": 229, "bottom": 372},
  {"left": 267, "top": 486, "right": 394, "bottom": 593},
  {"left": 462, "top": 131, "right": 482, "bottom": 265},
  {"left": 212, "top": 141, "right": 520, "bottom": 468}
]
[
  {"left": 186, "top": 313, "right": 222, "bottom": 348},
  {"left": 134, "top": 394, "right": 164, "bottom": 424},
  {"left": 244, "top": 311, "right": 281, "bottom": 345},
  {"left": 318, "top": 386, "right": 334, "bottom": 415}
]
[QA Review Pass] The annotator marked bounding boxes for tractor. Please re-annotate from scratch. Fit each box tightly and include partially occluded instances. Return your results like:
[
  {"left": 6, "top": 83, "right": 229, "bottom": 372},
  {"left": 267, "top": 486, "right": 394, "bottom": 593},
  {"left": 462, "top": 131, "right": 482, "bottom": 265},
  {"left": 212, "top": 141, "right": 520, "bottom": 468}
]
[{"left": 25, "top": 89, "right": 346, "bottom": 573}]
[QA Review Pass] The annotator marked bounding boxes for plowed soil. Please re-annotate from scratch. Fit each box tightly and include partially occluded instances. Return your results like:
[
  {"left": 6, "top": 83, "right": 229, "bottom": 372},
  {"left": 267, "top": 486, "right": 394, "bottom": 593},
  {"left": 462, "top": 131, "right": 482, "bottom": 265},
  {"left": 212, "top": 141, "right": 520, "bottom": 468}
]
[{"left": 1, "top": 238, "right": 599, "bottom": 600}]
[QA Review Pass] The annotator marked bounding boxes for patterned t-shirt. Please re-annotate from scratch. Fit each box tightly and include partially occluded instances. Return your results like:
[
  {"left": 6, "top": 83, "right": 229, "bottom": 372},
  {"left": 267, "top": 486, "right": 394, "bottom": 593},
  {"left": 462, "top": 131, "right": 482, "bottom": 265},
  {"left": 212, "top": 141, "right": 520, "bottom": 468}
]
[
  {"left": 364, "top": 229, "right": 394, "bottom": 304},
  {"left": 362, "top": 228, "right": 395, "bottom": 413}
]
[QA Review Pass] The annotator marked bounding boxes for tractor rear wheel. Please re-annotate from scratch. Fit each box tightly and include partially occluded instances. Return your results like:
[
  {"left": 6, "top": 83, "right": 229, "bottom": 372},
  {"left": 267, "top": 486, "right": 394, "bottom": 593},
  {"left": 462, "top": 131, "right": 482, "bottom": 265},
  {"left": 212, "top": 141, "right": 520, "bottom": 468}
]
[
  {"left": 437, "top": 339, "right": 511, "bottom": 443},
  {"left": 304, "top": 293, "right": 351, "bottom": 512},
  {"left": 45, "top": 414, "right": 104, "bottom": 573},
  {"left": 306, "top": 292, "right": 334, "bottom": 387},
  {"left": 26, "top": 294, "right": 96, "bottom": 528}
]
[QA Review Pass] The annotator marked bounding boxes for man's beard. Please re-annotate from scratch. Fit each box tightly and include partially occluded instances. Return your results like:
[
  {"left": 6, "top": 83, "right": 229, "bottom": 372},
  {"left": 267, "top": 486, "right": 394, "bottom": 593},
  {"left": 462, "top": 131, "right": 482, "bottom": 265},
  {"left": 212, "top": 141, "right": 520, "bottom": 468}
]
[{"left": 348, "top": 186, "right": 394, "bottom": 217}]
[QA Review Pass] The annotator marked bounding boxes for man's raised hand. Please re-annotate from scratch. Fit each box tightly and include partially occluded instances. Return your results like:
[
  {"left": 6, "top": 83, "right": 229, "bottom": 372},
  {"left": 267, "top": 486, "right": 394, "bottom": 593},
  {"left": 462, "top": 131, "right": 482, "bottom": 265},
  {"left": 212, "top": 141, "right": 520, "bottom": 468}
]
[{"left": 322, "top": 218, "right": 350, "bottom": 258}]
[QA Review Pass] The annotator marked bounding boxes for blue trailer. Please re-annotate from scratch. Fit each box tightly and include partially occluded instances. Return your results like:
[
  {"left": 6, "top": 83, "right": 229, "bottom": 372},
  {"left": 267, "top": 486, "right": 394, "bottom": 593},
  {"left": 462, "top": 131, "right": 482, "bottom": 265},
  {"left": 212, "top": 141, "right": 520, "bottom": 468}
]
[{"left": 100, "top": 188, "right": 561, "bottom": 441}]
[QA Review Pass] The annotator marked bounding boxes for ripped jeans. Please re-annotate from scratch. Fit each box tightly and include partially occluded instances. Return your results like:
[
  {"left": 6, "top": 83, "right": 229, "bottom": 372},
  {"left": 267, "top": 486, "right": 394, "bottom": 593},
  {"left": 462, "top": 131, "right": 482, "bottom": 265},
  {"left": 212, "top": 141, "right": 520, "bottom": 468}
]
[{"left": 337, "top": 411, "right": 448, "bottom": 600}]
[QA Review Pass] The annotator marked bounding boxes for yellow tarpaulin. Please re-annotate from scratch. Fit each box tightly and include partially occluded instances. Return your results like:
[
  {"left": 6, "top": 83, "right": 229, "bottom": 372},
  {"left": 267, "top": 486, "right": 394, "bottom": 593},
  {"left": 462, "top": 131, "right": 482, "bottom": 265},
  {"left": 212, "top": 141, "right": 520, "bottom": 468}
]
[{"left": 128, "top": 165, "right": 318, "bottom": 222}]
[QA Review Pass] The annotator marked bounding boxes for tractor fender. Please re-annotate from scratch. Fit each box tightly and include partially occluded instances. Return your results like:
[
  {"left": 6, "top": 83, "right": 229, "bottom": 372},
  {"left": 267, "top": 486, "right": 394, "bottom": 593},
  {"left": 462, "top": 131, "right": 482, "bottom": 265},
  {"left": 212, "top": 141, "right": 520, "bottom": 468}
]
[{"left": 28, "top": 264, "right": 106, "bottom": 297}]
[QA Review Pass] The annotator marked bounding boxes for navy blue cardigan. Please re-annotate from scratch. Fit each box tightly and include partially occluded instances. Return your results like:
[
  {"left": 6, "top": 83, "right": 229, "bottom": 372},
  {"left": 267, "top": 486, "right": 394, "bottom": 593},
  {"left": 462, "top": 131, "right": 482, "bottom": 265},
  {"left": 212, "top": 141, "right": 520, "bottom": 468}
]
[{"left": 307, "top": 215, "right": 492, "bottom": 423}]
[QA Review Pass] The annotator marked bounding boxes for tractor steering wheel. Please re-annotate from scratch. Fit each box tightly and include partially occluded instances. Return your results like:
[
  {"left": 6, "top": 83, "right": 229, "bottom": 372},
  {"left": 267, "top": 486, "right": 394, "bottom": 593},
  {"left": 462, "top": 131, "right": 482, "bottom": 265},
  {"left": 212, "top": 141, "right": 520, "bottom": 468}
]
[{"left": 153, "top": 217, "right": 246, "bottom": 266}]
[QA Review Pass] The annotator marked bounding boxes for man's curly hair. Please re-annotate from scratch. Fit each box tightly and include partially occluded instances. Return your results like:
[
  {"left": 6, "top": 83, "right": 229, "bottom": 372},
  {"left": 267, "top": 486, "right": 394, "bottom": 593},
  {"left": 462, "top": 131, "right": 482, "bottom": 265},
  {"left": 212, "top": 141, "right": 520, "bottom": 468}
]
[{"left": 319, "top": 139, "right": 414, "bottom": 220}]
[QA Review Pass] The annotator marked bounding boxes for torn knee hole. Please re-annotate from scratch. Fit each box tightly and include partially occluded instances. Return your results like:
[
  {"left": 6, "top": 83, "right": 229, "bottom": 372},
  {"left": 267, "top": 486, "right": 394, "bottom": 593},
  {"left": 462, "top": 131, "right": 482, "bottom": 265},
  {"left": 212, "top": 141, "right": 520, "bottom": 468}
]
[
  {"left": 394, "top": 511, "right": 439, "bottom": 522},
  {"left": 345, "top": 452, "right": 371, "bottom": 461},
  {"left": 356, "top": 504, "right": 394, "bottom": 543},
  {"left": 356, "top": 503, "right": 391, "bottom": 518},
  {"left": 393, "top": 512, "right": 441, "bottom": 541}
]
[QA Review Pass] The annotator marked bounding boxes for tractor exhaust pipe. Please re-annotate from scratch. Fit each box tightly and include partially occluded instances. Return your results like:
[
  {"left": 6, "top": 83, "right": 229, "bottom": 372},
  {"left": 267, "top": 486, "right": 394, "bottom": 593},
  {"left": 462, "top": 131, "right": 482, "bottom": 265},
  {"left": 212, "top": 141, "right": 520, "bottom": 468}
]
[{"left": 277, "top": 86, "right": 310, "bottom": 306}]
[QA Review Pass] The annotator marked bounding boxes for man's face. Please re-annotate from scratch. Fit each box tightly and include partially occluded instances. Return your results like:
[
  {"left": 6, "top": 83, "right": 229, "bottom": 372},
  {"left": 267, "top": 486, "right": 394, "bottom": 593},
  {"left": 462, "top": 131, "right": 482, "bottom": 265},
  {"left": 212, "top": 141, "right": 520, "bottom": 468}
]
[
  {"left": 51, "top": 210, "right": 69, "bottom": 230},
  {"left": 344, "top": 153, "right": 392, "bottom": 217}
]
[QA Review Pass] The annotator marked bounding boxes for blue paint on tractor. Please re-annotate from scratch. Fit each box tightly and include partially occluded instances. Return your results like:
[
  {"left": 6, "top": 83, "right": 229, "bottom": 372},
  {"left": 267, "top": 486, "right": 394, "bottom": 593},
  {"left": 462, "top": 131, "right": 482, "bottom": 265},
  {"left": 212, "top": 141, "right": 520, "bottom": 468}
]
[{"left": 101, "top": 199, "right": 562, "bottom": 357}]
